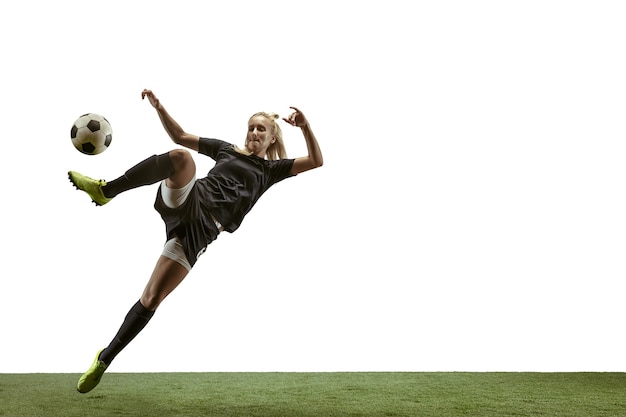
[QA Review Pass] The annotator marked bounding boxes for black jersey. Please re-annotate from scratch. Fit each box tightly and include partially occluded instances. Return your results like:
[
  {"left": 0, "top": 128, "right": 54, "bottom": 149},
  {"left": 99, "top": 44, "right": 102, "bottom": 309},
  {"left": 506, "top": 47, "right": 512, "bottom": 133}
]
[{"left": 154, "top": 137, "right": 296, "bottom": 267}]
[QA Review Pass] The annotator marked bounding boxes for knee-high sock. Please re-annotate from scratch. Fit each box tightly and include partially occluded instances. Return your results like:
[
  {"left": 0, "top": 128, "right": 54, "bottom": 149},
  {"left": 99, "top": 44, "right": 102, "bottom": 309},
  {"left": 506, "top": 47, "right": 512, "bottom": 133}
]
[
  {"left": 99, "top": 300, "right": 155, "bottom": 365},
  {"left": 103, "top": 153, "right": 174, "bottom": 199}
]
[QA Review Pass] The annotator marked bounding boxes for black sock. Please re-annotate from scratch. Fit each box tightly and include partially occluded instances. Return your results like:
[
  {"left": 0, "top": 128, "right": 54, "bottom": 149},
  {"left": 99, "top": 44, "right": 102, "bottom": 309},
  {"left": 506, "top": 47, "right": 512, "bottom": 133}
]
[
  {"left": 99, "top": 300, "right": 155, "bottom": 365},
  {"left": 103, "top": 153, "right": 174, "bottom": 198}
]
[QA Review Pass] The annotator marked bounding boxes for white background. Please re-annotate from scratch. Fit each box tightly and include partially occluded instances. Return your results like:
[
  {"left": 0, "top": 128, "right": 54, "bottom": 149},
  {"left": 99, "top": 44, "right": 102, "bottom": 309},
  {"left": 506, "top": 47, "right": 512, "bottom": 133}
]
[{"left": 1, "top": 1, "right": 625, "bottom": 373}]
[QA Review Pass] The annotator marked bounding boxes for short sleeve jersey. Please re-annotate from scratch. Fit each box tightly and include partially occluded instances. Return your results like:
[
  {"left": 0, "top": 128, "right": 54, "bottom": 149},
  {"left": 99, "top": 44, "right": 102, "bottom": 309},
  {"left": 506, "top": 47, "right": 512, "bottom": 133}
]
[
  {"left": 196, "top": 137, "right": 296, "bottom": 232},
  {"left": 154, "top": 137, "right": 295, "bottom": 267}
]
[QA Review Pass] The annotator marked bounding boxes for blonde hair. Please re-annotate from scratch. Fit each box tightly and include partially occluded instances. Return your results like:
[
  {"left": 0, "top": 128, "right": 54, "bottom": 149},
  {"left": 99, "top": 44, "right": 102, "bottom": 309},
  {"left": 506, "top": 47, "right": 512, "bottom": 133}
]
[{"left": 235, "top": 112, "right": 287, "bottom": 160}]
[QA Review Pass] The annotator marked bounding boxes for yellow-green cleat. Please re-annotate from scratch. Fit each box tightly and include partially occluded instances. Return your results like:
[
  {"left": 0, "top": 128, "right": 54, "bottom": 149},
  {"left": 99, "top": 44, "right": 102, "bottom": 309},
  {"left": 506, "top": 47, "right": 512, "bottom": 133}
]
[
  {"left": 68, "top": 171, "right": 111, "bottom": 206},
  {"left": 77, "top": 349, "right": 108, "bottom": 394}
]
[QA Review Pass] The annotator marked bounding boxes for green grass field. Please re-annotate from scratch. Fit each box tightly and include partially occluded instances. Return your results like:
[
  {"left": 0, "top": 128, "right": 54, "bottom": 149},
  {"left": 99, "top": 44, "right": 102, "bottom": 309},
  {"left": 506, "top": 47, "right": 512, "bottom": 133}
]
[{"left": 1, "top": 372, "right": 624, "bottom": 416}]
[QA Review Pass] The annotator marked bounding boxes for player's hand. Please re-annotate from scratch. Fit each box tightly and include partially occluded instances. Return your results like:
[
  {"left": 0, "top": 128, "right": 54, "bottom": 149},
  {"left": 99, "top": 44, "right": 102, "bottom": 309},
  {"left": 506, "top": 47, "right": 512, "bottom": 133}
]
[
  {"left": 283, "top": 107, "right": 309, "bottom": 128},
  {"left": 141, "top": 89, "right": 161, "bottom": 109}
]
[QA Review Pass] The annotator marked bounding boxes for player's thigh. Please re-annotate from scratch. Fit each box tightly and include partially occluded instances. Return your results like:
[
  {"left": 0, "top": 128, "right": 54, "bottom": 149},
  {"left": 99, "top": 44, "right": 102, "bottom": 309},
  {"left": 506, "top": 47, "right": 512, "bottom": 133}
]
[{"left": 141, "top": 255, "right": 190, "bottom": 310}]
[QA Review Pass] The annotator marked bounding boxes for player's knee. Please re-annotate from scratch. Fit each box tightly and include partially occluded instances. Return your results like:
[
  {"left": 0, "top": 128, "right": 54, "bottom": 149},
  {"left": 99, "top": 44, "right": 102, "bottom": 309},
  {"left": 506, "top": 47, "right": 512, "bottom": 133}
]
[
  {"left": 140, "top": 292, "right": 162, "bottom": 311},
  {"left": 166, "top": 149, "right": 196, "bottom": 187},
  {"left": 169, "top": 149, "right": 193, "bottom": 171}
]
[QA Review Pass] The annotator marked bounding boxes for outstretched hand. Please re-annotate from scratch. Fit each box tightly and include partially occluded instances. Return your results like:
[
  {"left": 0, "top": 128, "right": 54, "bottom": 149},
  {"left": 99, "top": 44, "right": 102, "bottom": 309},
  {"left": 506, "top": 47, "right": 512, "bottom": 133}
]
[
  {"left": 141, "top": 89, "right": 161, "bottom": 109},
  {"left": 283, "top": 107, "right": 309, "bottom": 128}
]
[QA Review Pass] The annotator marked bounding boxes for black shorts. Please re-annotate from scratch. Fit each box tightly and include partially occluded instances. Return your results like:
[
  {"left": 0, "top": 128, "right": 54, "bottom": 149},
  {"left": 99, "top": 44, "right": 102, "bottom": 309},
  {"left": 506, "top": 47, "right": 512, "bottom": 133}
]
[{"left": 154, "top": 179, "right": 221, "bottom": 269}]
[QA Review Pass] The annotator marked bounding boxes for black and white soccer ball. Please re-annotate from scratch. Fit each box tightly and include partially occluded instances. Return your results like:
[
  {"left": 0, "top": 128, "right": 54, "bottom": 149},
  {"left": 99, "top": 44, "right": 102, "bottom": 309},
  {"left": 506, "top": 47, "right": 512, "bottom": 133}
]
[{"left": 71, "top": 113, "right": 112, "bottom": 155}]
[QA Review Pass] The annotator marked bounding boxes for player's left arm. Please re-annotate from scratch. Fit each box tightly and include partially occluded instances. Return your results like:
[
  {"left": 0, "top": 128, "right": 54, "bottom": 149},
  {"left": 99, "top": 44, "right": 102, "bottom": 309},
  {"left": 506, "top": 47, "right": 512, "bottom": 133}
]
[{"left": 283, "top": 107, "right": 323, "bottom": 175}]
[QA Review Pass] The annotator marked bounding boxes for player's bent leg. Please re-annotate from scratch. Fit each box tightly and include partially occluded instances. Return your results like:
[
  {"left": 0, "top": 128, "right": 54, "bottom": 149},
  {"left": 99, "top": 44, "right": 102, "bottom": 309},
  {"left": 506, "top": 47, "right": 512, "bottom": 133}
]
[
  {"left": 68, "top": 171, "right": 112, "bottom": 206},
  {"left": 69, "top": 152, "right": 179, "bottom": 204},
  {"left": 100, "top": 153, "right": 176, "bottom": 198},
  {"left": 77, "top": 348, "right": 108, "bottom": 393}
]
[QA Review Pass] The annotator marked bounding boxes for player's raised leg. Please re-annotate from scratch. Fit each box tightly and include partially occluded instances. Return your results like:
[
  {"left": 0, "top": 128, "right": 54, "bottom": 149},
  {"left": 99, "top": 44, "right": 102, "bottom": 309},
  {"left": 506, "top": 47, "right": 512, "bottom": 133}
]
[{"left": 68, "top": 149, "right": 195, "bottom": 206}]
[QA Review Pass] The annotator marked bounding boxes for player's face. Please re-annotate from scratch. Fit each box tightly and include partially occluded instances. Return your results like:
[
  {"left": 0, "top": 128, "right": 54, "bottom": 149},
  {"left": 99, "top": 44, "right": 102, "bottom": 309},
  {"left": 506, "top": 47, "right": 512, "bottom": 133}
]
[{"left": 246, "top": 116, "right": 275, "bottom": 157}]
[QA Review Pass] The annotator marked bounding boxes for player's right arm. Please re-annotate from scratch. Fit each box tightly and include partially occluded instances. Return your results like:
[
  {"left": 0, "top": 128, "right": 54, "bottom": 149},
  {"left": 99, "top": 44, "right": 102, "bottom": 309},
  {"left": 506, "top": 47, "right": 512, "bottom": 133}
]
[{"left": 141, "top": 89, "right": 200, "bottom": 151}]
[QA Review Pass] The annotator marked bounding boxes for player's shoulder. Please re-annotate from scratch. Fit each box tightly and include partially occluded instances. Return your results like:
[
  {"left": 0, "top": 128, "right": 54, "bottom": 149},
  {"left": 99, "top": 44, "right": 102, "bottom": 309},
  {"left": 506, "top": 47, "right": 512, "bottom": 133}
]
[
  {"left": 199, "top": 137, "right": 232, "bottom": 148},
  {"left": 199, "top": 137, "right": 233, "bottom": 156}
]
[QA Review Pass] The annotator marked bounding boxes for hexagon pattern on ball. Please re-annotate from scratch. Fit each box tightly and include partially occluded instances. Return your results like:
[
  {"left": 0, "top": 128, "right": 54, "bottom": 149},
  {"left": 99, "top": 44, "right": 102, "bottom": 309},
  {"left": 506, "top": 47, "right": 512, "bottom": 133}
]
[{"left": 71, "top": 113, "right": 112, "bottom": 155}]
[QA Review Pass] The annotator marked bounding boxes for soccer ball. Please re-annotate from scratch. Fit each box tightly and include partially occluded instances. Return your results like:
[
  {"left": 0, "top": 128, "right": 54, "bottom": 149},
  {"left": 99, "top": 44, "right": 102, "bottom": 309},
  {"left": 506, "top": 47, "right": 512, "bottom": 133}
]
[{"left": 71, "top": 113, "right": 112, "bottom": 155}]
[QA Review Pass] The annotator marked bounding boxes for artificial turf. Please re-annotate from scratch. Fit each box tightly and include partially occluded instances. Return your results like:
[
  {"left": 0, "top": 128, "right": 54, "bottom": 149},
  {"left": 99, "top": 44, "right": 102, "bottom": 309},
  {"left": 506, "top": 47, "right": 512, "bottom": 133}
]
[{"left": 1, "top": 372, "right": 624, "bottom": 416}]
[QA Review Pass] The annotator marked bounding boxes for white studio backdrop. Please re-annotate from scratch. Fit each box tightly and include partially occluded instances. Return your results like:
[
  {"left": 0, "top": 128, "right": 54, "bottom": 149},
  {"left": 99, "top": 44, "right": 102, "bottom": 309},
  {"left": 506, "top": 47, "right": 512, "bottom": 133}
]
[{"left": 0, "top": 0, "right": 625, "bottom": 373}]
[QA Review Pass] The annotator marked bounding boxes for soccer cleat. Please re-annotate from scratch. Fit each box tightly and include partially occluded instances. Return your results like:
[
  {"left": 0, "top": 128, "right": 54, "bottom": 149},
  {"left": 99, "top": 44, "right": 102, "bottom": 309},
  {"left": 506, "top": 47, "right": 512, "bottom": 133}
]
[
  {"left": 68, "top": 171, "right": 112, "bottom": 206},
  {"left": 77, "top": 349, "right": 108, "bottom": 394}
]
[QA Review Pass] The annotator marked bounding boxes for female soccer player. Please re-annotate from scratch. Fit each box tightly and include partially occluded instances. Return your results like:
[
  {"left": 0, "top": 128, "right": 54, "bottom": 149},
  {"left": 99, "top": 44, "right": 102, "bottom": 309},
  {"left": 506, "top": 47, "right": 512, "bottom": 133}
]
[{"left": 69, "top": 89, "right": 323, "bottom": 393}]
